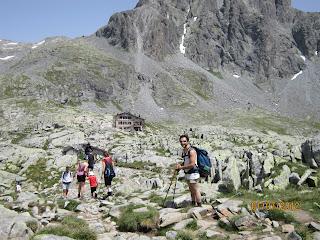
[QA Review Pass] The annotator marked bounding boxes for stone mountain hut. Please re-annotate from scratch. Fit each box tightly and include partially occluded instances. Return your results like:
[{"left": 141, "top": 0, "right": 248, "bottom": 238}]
[{"left": 113, "top": 112, "right": 145, "bottom": 131}]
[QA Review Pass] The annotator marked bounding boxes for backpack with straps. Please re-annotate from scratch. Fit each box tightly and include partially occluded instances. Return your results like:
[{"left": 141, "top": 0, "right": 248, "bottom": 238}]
[
  {"left": 192, "top": 146, "right": 212, "bottom": 178},
  {"left": 104, "top": 158, "right": 115, "bottom": 178}
]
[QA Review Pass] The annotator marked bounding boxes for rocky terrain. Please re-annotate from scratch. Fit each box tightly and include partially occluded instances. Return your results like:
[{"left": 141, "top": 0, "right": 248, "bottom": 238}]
[
  {"left": 1, "top": 0, "right": 320, "bottom": 239},
  {"left": 0, "top": 100, "right": 320, "bottom": 239}
]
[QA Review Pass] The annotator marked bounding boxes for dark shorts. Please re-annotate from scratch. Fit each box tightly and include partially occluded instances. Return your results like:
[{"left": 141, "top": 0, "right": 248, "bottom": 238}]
[
  {"left": 77, "top": 175, "right": 86, "bottom": 183},
  {"left": 91, "top": 187, "right": 97, "bottom": 194},
  {"left": 104, "top": 175, "right": 112, "bottom": 186}
]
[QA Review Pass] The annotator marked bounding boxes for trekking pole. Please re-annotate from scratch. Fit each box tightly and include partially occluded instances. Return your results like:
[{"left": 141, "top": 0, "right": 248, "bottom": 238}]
[
  {"left": 172, "top": 171, "right": 178, "bottom": 208},
  {"left": 162, "top": 170, "right": 177, "bottom": 207}
]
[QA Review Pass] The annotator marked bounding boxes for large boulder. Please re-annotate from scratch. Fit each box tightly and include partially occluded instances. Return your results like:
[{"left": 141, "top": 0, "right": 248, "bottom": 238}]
[
  {"left": 0, "top": 205, "right": 39, "bottom": 240},
  {"left": 270, "top": 165, "right": 291, "bottom": 190},
  {"left": 33, "top": 235, "right": 74, "bottom": 240},
  {"left": 301, "top": 135, "right": 320, "bottom": 168},
  {"left": 159, "top": 210, "right": 189, "bottom": 228}
]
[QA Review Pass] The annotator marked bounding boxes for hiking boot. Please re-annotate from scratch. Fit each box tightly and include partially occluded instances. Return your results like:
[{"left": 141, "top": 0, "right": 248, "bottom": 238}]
[
  {"left": 197, "top": 202, "right": 202, "bottom": 207},
  {"left": 78, "top": 193, "right": 81, "bottom": 198}
]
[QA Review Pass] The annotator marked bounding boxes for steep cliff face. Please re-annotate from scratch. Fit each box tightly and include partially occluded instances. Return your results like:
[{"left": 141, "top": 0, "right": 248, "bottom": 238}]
[{"left": 96, "top": 0, "right": 320, "bottom": 82}]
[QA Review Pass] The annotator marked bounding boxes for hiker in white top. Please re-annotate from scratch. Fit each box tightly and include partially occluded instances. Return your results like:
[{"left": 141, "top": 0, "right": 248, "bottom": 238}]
[
  {"left": 16, "top": 181, "right": 21, "bottom": 193},
  {"left": 176, "top": 134, "right": 202, "bottom": 207},
  {"left": 61, "top": 166, "right": 73, "bottom": 199}
]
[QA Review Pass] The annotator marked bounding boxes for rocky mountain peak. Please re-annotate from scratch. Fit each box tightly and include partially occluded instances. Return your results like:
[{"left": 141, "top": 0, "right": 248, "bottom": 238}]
[{"left": 96, "top": 0, "right": 319, "bottom": 81}]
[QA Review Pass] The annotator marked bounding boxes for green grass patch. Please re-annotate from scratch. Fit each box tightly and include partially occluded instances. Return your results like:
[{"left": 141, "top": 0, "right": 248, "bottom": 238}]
[
  {"left": 154, "top": 147, "right": 170, "bottom": 156},
  {"left": 33, "top": 216, "right": 97, "bottom": 240},
  {"left": 266, "top": 209, "right": 296, "bottom": 223},
  {"left": 57, "top": 199, "right": 81, "bottom": 212},
  {"left": 270, "top": 161, "right": 308, "bottom": 179},
  {"left": 117, "top": 204, "right": 159, "bottom": 232},
  {"left": 185, "top": 219, "right": 198, "bottom": 230},
  {"left": 94, "top": 99, "right": 106, "bottom": 108},
  {"left": 156, "top": 225, "right": 173, "bottom": 236},
  {"left": 112, "top": 100, "right": 123, "bottom": 111},
  {"left": 25, "top": 158, "right": 60, "bottom": 190},
  {"left": 217, "top": 215, "right": 240, "bottom": 232},
  {"left": 117, "top": 161, "right": 145, "bottom": 170},
  {"left": 294, "top": 224, "right": 313, "bottom": 240},
  {"left": 11, "top": 132, "right": 28, "bottom": 144},
  {"left": 208, "top": 70, "right": 223, "bottom": 79},
  {"left": 149, "top": 192, "right": 173, "bottom": 206},
  {"left": 117, "top": 161, "right": 160, "bottom": 173},
  {"left": 176, "top": 230, "right": 196, "bottom": 240},
  {"left": 179, "top": 69, "right": 213, "bottom": 101},
  {"left": 221, "top": 110, "right": 320, "bottom": 137},
  {"left": 219, "top": 184, "right": 320, "bottom": 221},
  {"left": 26, "top": 220, "right": 38, "bottom": 233},
  {"left": 42, "top": 139, "right": 50, "bottom": 150}
]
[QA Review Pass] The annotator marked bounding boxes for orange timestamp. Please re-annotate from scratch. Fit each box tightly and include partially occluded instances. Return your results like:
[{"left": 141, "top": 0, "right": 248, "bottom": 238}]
[{"left": 250, "top": 201, "right": 301, "bottom": 211}]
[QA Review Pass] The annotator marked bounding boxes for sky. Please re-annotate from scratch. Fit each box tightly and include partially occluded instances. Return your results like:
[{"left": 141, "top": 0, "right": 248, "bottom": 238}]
[{"left": 0, "top": 0, "right": 319, "bottom": 43}]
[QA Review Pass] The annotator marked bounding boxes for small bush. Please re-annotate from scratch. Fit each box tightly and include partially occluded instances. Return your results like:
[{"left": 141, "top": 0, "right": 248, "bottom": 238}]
[
  {"left": 57, "top": 199, "right": 80, "bottom": 212},
  {"left": 295, "top": 224, "right": 313, "bottom": 240},
  {"left": 266, "top": 209, "right": 296, "bottom": 223},
  {"left": 156, "top": 225, "right": 173, "bottom": 236},
  {"left": 218, "top": 215, "right": 242, "bottom": 232},
  {"left": 34, "top": 216, "right": 96, "bottom": 240},
  {"left": 42, "top": 139, "right": 50, "bottom": 150},
  {"left": 218, "top": 219, "right": 237, "bottom": 232},
  {"left": 117, "top": 205, "right": 159, "bottom": 232},
  {"left": 11, "top": 132, "right": 28, "bottom": 144},
  {"left": 26, "top": 220, "right": 38, "bottom": 232},
  {"left": 176, "top": 230, "right": 194, "bottom": 240},
  {"left": 26, "top": 158, "right": 60, "bottom": 190},
  {"left": 185, "top": 219, "right": 198, "bottom": 230}
]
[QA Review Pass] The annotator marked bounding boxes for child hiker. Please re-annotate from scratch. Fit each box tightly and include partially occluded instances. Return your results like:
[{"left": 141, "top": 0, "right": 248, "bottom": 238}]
[
  {"left": 61, "top": 166, "right": 73, "bottom": 199},
  {"left": 16, "top": 181, "right": 21, "bottom": 193},
  {"left": 88, "top": 170, "right": 98, "bottom": 198}
]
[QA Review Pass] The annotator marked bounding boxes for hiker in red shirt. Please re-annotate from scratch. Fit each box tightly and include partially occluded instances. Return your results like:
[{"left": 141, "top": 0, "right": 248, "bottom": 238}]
[
  {"left": 88, "top": 170, "right": 98, "bottom": 198},
  {"left": 101, "top": 152, "right": 115, "bottom": 197}
]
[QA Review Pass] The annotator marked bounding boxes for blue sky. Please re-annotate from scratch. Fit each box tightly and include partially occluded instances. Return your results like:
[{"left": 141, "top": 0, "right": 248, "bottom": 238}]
[{"left": 0, "top": 0, "right": 319, "bottom": 43}]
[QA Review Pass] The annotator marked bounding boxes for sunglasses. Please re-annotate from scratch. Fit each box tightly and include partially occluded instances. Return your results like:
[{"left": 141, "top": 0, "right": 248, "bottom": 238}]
[{"left": 180, "top": 140, "right": 187, "bottom": 143}]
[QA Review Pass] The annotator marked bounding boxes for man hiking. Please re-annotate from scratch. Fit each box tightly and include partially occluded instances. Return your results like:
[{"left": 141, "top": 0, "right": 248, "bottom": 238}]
[
  {"left": 176, "top": 134, "right": 202, "bottom": 207},
  {"left": 87, "top": 152, "right": 96, "bottom": 170}
]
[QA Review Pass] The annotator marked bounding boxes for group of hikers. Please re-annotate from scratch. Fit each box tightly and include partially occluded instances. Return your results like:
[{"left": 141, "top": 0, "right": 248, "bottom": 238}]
[
  {"left": 60, "top": 135, "right": 210, "bottom": 208},
  {"left": 60, "top": 145, "right": 116, "bottom": 200}
]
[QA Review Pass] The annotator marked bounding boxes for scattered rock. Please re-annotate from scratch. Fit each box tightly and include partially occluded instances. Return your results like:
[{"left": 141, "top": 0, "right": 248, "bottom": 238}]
[
  {"left": 298, "top": 169, "right": 316, "bottom": 186},
  {"left": 282, "top": 224, "right": 295, "bottom": 233},
  {"left": 159, "top": 211, "right": 189, "bottom": 227},
  {"left": 289, "top": 172, "right": 300, "bottom": 185},
  {"left": 287, "top": 231, "right": 302, "bottom": 240},
  {"left": 306, "top": 176, "right": 318, "bottom": 187},
  {"left": 309, "top": 222, "right": 320, "bottom": 231},
  {"left": 165, "top": 230, "right": 177, "bottom": 239},
  {"left": 172, "top": 218, "right": 193, "bottom": 231},
  {"left": 33, "top": 235, "right": 75, "bottom": 240}
]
